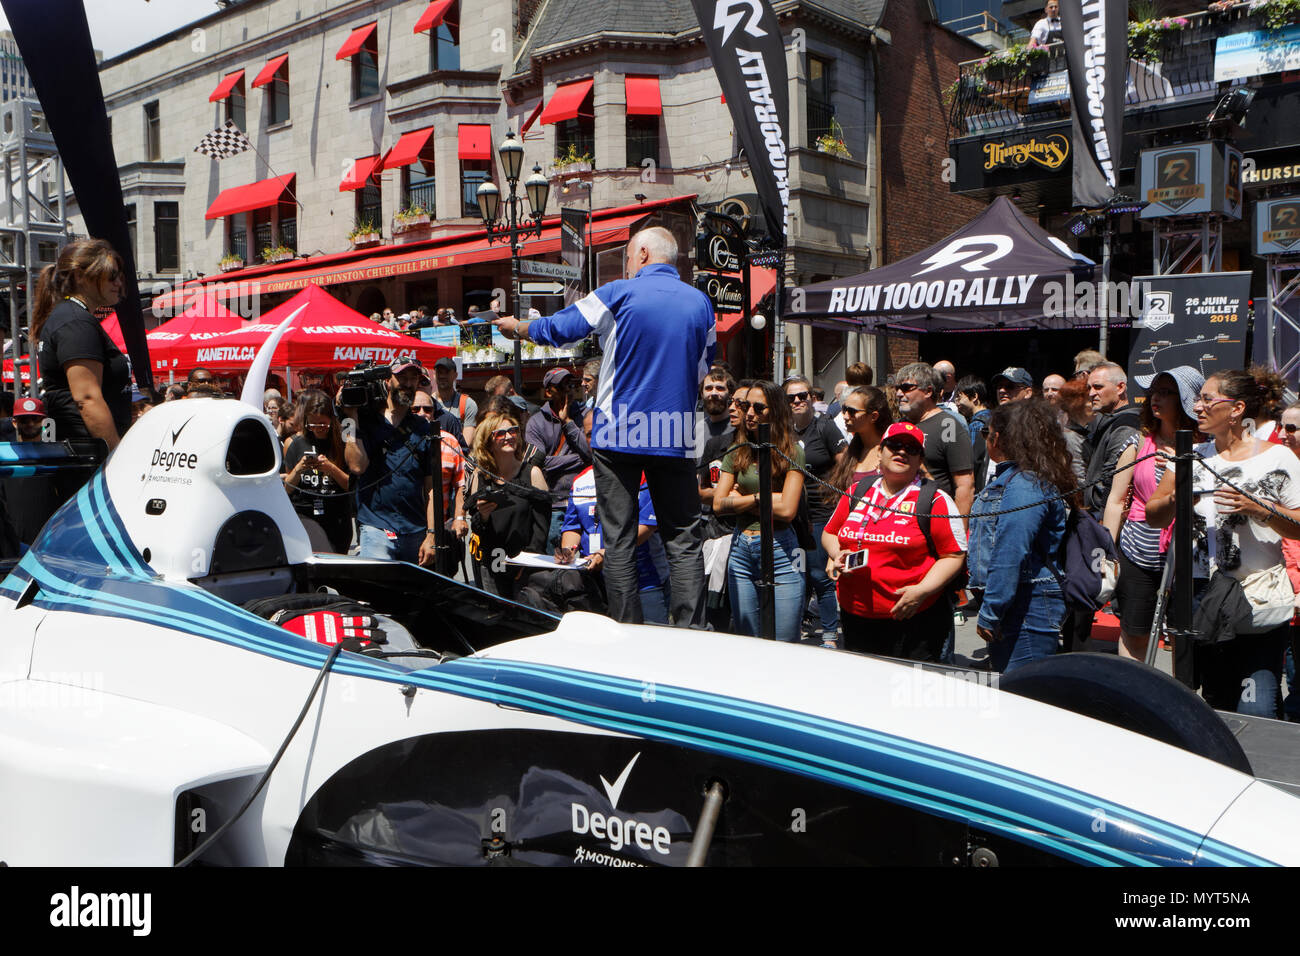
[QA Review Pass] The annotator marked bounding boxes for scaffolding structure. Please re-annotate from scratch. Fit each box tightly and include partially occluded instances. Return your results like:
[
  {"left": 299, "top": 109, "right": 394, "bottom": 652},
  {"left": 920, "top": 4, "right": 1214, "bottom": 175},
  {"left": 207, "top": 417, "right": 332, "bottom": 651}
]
[{"left": 2, "top": 97, "right": 68, "bottom": 394}]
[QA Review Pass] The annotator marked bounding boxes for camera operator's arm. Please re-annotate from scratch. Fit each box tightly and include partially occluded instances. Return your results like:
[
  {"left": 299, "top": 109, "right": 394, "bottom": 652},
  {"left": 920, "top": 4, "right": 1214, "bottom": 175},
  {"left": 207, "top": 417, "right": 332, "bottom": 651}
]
[{"left": 342, "top": 405, "right": 368, "bottom": 475}]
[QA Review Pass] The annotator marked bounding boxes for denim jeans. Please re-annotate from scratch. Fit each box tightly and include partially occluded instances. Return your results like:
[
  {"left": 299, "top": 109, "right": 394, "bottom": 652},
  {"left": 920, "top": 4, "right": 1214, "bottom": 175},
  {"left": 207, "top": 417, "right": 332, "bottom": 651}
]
[
  {"left": 728, "top": 527, "right": 806, "bottom": 642},
  {"left": 546, "top": 509, "right": 566, "bottom": 554},
  {"left": 358, "top": 525, "right": 424, "bottom": 564},
  {"left": 1198, "top": 626, "right": 1288, "bottom": 719},
  {"left": 987, "top": 585, "right": 1065, "bottom": 674},
  {"left": 641, "top": 586, "right": 669, "bottom": 625},
  {"left": 807, "top": 518, "right": 839, "bottom": 641}
]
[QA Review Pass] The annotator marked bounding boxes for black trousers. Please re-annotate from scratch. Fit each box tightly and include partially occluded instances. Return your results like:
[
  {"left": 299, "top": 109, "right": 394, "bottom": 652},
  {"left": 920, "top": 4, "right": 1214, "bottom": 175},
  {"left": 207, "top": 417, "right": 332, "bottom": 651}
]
[
  {"left": 593, "top": 449, "right": 704, "bottom": 627},
  {"left": 841, "top": 599, "right": 951, "bottom": 662}
]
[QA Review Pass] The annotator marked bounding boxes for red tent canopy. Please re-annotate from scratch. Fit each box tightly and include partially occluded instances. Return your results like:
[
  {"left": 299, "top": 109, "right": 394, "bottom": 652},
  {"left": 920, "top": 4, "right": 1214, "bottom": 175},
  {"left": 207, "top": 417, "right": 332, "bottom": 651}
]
[
  {"left": 2, "top": 355, "right": 31, "bottom": 385},
  {"left": 100, "top": 311, "right": 126, "bottom": 350},
  {"left": 147, "top": 296, "right": 246, "bottom": 377},
  {"left": 168, "top": 284, "right": 454, "bottom": 372}
]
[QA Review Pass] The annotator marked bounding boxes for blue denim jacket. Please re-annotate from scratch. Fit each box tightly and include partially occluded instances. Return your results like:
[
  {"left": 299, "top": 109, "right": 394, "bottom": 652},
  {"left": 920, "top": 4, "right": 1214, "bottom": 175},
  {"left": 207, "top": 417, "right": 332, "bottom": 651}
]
[{"left": 968, "top": 462, "right": 1067, "bottom": 631}]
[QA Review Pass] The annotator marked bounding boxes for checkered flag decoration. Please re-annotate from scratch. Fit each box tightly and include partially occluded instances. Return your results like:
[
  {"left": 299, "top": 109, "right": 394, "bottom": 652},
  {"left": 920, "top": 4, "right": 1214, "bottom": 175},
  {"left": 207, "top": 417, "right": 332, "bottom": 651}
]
[{"left": 194, "top": 119, "right": 251, "bottom": 160}]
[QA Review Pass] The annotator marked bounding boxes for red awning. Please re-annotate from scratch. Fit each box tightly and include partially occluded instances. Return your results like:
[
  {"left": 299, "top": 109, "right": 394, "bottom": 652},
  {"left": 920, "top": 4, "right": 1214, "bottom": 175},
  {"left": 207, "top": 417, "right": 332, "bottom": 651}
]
[
  {"left": 205, "top": 173, "right": 296, "bottom": 219},
  {"left": 539, "top": 78, "right": 593, "bottom": 125},
  {"left": 414, "top": 0, "right": 455, "bottom": 34},
  {"left": 252, "top": 54, "right": 288, "bottom": 88},
  {"left": 520, "top": 99, "right": 545, "bottom": 134},
  {"left": 339, "top": 155, "right": 382, "bottom": 192},
  {"left": 625, "top": 76, "right": 662, "bottom": 116},
  {"left": 335, "top": 22, "right": 377, "bottom": 60},
  {"left": 384, "top": 127, "right": 435, "bottom": 169},
  {"left": 208, "top": 69, "right": 245, "bottom": 103},
  {"left": 457, "top": 124, "right": 492, "bottom": 161}
]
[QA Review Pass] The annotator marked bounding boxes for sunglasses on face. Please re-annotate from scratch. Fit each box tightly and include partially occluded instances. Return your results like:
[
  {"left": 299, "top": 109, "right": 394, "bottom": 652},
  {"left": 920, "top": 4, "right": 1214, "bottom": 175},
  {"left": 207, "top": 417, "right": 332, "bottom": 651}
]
[
  {"left": 894, "top": 383, "right": 918, "bottom": 393},
  {"left": 747, "top": 402, "right": 769, "bottom": 414},
  {"left": 493, "top": 426, "right": 520, "bottom": 439},
  {"left": 786, "top": 391, "right": 810, "bottom": 403},
  {"left": 731, "top": 399, "right": 750, "bottom": 411},
  {"left": 882, "top": 439, "right": 920, "bottom": 455},
  {"left": 1284, "top": 423, "right": 1299, "bottom": 434},
  {"left": 413, "top": 405, "right": 435, "bottom": 413}
]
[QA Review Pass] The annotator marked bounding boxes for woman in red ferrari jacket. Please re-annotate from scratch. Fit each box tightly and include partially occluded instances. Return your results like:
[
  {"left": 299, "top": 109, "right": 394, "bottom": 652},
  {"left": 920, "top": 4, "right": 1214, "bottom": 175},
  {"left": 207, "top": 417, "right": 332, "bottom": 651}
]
[{"left": 822, "top": 421, "right": 968, "bottom": 660}]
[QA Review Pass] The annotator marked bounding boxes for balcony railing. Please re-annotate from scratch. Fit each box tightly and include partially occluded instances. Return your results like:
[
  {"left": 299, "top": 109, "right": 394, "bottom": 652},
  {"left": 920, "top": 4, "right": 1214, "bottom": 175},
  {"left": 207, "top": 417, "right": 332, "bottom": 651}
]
[
  {"left": 406, "top": 181, "right": 436, "bottom": 218},
  {"left": 948, "top": 4, "right": 1275, "bottom": 137}
]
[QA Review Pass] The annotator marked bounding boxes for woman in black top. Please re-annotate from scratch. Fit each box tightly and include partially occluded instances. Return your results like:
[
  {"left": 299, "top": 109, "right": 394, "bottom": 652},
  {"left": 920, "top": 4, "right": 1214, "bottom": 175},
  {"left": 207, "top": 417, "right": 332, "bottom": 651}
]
[
  {"left": 282, "top": 389, "right": 353, "bottom": 553},
  {"left": 786, "top": 375, "right": 848, "bottom": 646},
  {"left": 31, "top": 239, "right": 130, "bottom": 450}
]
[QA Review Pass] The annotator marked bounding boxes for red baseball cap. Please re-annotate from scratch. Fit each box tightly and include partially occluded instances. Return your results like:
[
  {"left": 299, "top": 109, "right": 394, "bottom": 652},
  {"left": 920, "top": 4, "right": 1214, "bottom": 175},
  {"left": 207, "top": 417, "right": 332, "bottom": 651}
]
[
  {"left": 881, "top": 421, "right": 925, "bottom": 450},
  {"left": 13, "top": 397, "right": 45, "bottom": 418}
]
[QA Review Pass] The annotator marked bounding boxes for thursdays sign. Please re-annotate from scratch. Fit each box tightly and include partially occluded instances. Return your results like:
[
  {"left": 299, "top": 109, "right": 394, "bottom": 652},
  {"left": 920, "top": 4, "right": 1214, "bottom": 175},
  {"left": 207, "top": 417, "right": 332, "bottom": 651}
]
[{"left": 983, "top": 134, "right": 1070, "bottom": 172}]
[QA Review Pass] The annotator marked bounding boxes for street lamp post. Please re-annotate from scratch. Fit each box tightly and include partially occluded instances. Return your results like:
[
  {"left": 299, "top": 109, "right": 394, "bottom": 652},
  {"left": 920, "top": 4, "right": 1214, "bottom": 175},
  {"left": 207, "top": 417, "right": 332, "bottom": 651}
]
[{"left": 476, "top": 131, "right": 550, "bottom": 392}]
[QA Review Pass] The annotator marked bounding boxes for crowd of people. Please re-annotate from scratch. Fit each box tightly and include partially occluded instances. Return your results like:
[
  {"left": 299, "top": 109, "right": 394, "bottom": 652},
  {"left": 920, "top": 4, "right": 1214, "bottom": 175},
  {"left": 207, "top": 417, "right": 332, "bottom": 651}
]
[{"left": 7, "top": 232, "right": 1300, "bottom": 723}]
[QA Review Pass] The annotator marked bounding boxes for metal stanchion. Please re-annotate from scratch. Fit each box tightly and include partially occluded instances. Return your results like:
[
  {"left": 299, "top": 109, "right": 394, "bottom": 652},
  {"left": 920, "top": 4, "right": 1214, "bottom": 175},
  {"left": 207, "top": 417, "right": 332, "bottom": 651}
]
[
  {"left": 1167, "top": 429, "right": 1196, "bottom": 685},
  {"left": 685, "top": 781, "right": 727, "bottom": 867},
  {"left": 757, "top": 422, "right": 775, "bottom": 640},
  {"left": 429, "top": 417, "right": 450, "bottom": 575}
]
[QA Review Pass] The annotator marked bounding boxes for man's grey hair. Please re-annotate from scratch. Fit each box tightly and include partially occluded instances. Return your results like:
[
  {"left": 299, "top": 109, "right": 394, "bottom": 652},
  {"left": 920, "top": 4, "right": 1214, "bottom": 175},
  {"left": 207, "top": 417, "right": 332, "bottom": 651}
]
[
  {"left": 1090, "top": 361, "right": 1127, "bottom": 385},
  {"left": 896, "top": 361, "right": 942, "bottom": 397},
  {"left": 263, "top": 388, "right": 283, "bottom": 403},
  {"left": 583, "top": 358, "right": 601, "bottom": 378},
  {"left": 633, "top": 226, "right": 678, "bottom": 264}
]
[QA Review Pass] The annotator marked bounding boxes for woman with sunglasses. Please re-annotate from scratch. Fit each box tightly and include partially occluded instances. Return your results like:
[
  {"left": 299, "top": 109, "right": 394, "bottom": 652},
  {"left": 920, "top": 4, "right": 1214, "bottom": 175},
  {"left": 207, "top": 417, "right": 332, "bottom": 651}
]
[
  {"left": 786, "top": 375, "right": 848, "bottom": 647},
  {"left": 967, "top": 400, "right": 1073, "bottom": 673},
  {"left": 715, "top": 381, "right": 807, "bottom": 641},
  {"left": 282, "top": 389, "right": 353, "bottom": 553},
  {"left": 825, "top": 386, "right": 893, "bottom": 499},
  {"left": 30, "top": 239, "right": 130, "bottom": 459},
  {"left": 823, "top": 421, "right": 966, "bottom": 659},
  {"left": 1101, "top": 366, "right": 1203, "bottom": 660},
  {"left": 1147, "top": 371, "right": 1300, "bottom": 717},
  {"left": 463, "top": 411, "right": 551, "bottom": 599}
]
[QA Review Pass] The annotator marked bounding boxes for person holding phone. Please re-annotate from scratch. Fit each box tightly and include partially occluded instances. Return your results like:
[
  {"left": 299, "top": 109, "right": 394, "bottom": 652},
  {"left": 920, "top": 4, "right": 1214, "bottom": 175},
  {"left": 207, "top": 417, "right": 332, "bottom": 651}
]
[
  {"left": 283, "top": 389, "right": 353, "bottom": 553},
  {"left": 822, "top": 421, "right": 967, "bottom": 659},
  {"left": 463, "top": 410, "right": 551, "bottom": 598}
]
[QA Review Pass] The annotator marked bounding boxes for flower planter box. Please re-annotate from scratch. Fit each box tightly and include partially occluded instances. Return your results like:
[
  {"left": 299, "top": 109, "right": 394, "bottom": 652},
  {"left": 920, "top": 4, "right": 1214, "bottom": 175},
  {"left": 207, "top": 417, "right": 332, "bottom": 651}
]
[
  {"left": 267, "top": 252, "right": 296, "bottom": 264},
  {"left": 393, "top": 215, "right": 431, "bottom": 233},
  {"left": 553, "top": 161, "right": 593, "bottom": 177},
  {"left": 219, "top": 259, "right": 244, "bottom": 273},
  {"left": 350, "top": 233, "right": 382, "bottom": 249}
]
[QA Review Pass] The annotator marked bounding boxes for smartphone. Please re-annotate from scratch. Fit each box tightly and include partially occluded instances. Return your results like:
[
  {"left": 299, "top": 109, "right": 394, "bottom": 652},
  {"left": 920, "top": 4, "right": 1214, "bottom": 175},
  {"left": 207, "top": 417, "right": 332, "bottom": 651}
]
[{"left": 843, "top": 549, "right": 868, "bottom": 572}]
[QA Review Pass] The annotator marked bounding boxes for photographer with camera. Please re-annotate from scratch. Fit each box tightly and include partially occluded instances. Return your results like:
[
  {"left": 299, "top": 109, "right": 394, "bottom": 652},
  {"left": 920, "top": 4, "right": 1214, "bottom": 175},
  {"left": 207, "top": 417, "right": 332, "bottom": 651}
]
[{"left": 340, "top": 359, "right": 463, "bottom": 565}]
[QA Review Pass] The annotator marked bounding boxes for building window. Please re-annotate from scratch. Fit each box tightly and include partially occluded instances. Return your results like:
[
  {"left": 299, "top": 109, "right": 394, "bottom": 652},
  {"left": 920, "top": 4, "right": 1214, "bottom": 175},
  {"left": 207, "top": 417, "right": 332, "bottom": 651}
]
[
  {"left": 154, "top": 201, "right": 179, "bottom": 273},
  {"left": 125, "top": 204, "right": 136, "bottom": 259},
  {"left": 461, "top": 161, "right": 490, "bottom": 218},
  {"left": 278, "top": 203, "right": 297, "bottom": 253},
  {"left": 555, "top": 117, "right": 594, "bottom": 166},
  {"left": 626, "top": 115, "right": 659, "bottom": 169},
  {"left": 268, "top": 62, "right": 290, "bottom": 126},
  {"left": 144, "top": 100, "right": 161, "bottom": 161},
  {"left": 228, "top": 216, "right": 246, "bottom": 262},
  {"left": 37, "top": 241, "right": 59, "bottom": 263},
  {"left": 352, "top": 32, "right": 379, "bottom": 100},
  {"left": 356, "top": 179, "right": 381, "bottom": 229},
  {"left": 806, "top": 55, "right": 833, "bottom": 144},
  {"left": 253, "top": 209, "right": 273, "bottom": 262},
  {"left": 225, "top": 75, "right": 246, "bottom": 130},
  {"left": 430, "top": 2, "right": 460, "bottom": 71},
  {"left": 404, "top": 161, "right": 436, "bottom": 218}
]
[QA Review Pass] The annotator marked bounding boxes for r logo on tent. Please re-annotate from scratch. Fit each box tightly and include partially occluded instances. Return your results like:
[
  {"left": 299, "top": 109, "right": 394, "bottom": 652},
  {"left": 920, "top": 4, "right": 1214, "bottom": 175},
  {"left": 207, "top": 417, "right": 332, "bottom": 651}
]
[{"left": 912, "top": 234, "right": 1013, "bottom": 276}]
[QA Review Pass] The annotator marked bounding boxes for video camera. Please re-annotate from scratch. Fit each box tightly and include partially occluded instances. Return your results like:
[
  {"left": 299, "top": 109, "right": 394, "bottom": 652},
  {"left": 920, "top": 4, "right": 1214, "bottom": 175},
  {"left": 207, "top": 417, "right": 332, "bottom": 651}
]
[{"left": 338, "top": 362, "right": 392, "bottom": 407}]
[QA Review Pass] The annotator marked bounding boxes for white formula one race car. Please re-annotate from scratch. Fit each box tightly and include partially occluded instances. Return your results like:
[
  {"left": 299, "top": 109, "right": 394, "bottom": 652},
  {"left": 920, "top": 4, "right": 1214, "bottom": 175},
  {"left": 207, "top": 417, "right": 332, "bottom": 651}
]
[{"left": 2, "top": 332, "right": 1299, "bottom": 867}]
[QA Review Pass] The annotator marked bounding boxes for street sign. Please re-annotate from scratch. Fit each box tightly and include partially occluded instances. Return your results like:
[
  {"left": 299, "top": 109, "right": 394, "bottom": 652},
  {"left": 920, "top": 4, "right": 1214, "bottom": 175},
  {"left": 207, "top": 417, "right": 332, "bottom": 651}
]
[
  {"left": 520, "top": 260, "right": 581, "bottom": 281},
  {"left": 696, "top": 232, "right": 743, "bottom": 271},
  {"left": 520, "top": 280, "right": 566, "bottom": 296}
]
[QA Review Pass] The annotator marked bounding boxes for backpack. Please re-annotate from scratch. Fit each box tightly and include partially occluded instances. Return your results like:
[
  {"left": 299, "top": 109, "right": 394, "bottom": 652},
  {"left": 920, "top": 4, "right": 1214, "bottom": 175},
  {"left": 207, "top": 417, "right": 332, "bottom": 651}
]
[
  {"left": 849, "top": 475, "right": 941, "bottom": 560},
  {"left": 1051, "top": 506, "right": 1119, "bottom": 611}
]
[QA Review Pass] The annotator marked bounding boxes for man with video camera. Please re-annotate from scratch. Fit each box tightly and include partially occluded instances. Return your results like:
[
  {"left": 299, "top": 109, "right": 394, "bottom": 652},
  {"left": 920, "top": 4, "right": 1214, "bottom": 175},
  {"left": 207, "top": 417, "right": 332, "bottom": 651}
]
[{"left": 340, "top": 359, "right": 463, "bottom": 565}]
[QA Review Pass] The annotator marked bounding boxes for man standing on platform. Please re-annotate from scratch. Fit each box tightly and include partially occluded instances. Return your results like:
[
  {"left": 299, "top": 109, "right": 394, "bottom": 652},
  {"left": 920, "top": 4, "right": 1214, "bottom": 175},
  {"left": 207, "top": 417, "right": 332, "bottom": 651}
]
[{"left": 494, "top": 226, "right": 715, "bottom": 627}]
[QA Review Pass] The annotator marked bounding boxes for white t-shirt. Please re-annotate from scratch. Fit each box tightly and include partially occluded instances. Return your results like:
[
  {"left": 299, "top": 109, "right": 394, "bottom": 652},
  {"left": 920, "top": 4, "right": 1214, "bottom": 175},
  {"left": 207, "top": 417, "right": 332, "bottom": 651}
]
[
  {"left": 1183, "top": 441, "right": 1300, "bottom": 578},
  {"left": 1031, "top": 16, "right": 1062, "bottom": 45}
]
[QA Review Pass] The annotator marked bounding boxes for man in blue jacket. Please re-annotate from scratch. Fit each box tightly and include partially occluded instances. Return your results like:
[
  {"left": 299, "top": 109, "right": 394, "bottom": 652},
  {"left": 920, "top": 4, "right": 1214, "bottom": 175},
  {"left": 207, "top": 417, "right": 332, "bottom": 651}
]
[{"left": 495, "top": 226, "right": 715, "bottom": 627}]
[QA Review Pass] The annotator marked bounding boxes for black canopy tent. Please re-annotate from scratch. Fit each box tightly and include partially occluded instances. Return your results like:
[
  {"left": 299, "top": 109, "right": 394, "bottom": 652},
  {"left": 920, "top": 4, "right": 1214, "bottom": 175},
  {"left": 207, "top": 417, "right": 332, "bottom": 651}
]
[{"left": 785, "top": 197, "right": 1095, "bottom": 333}]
